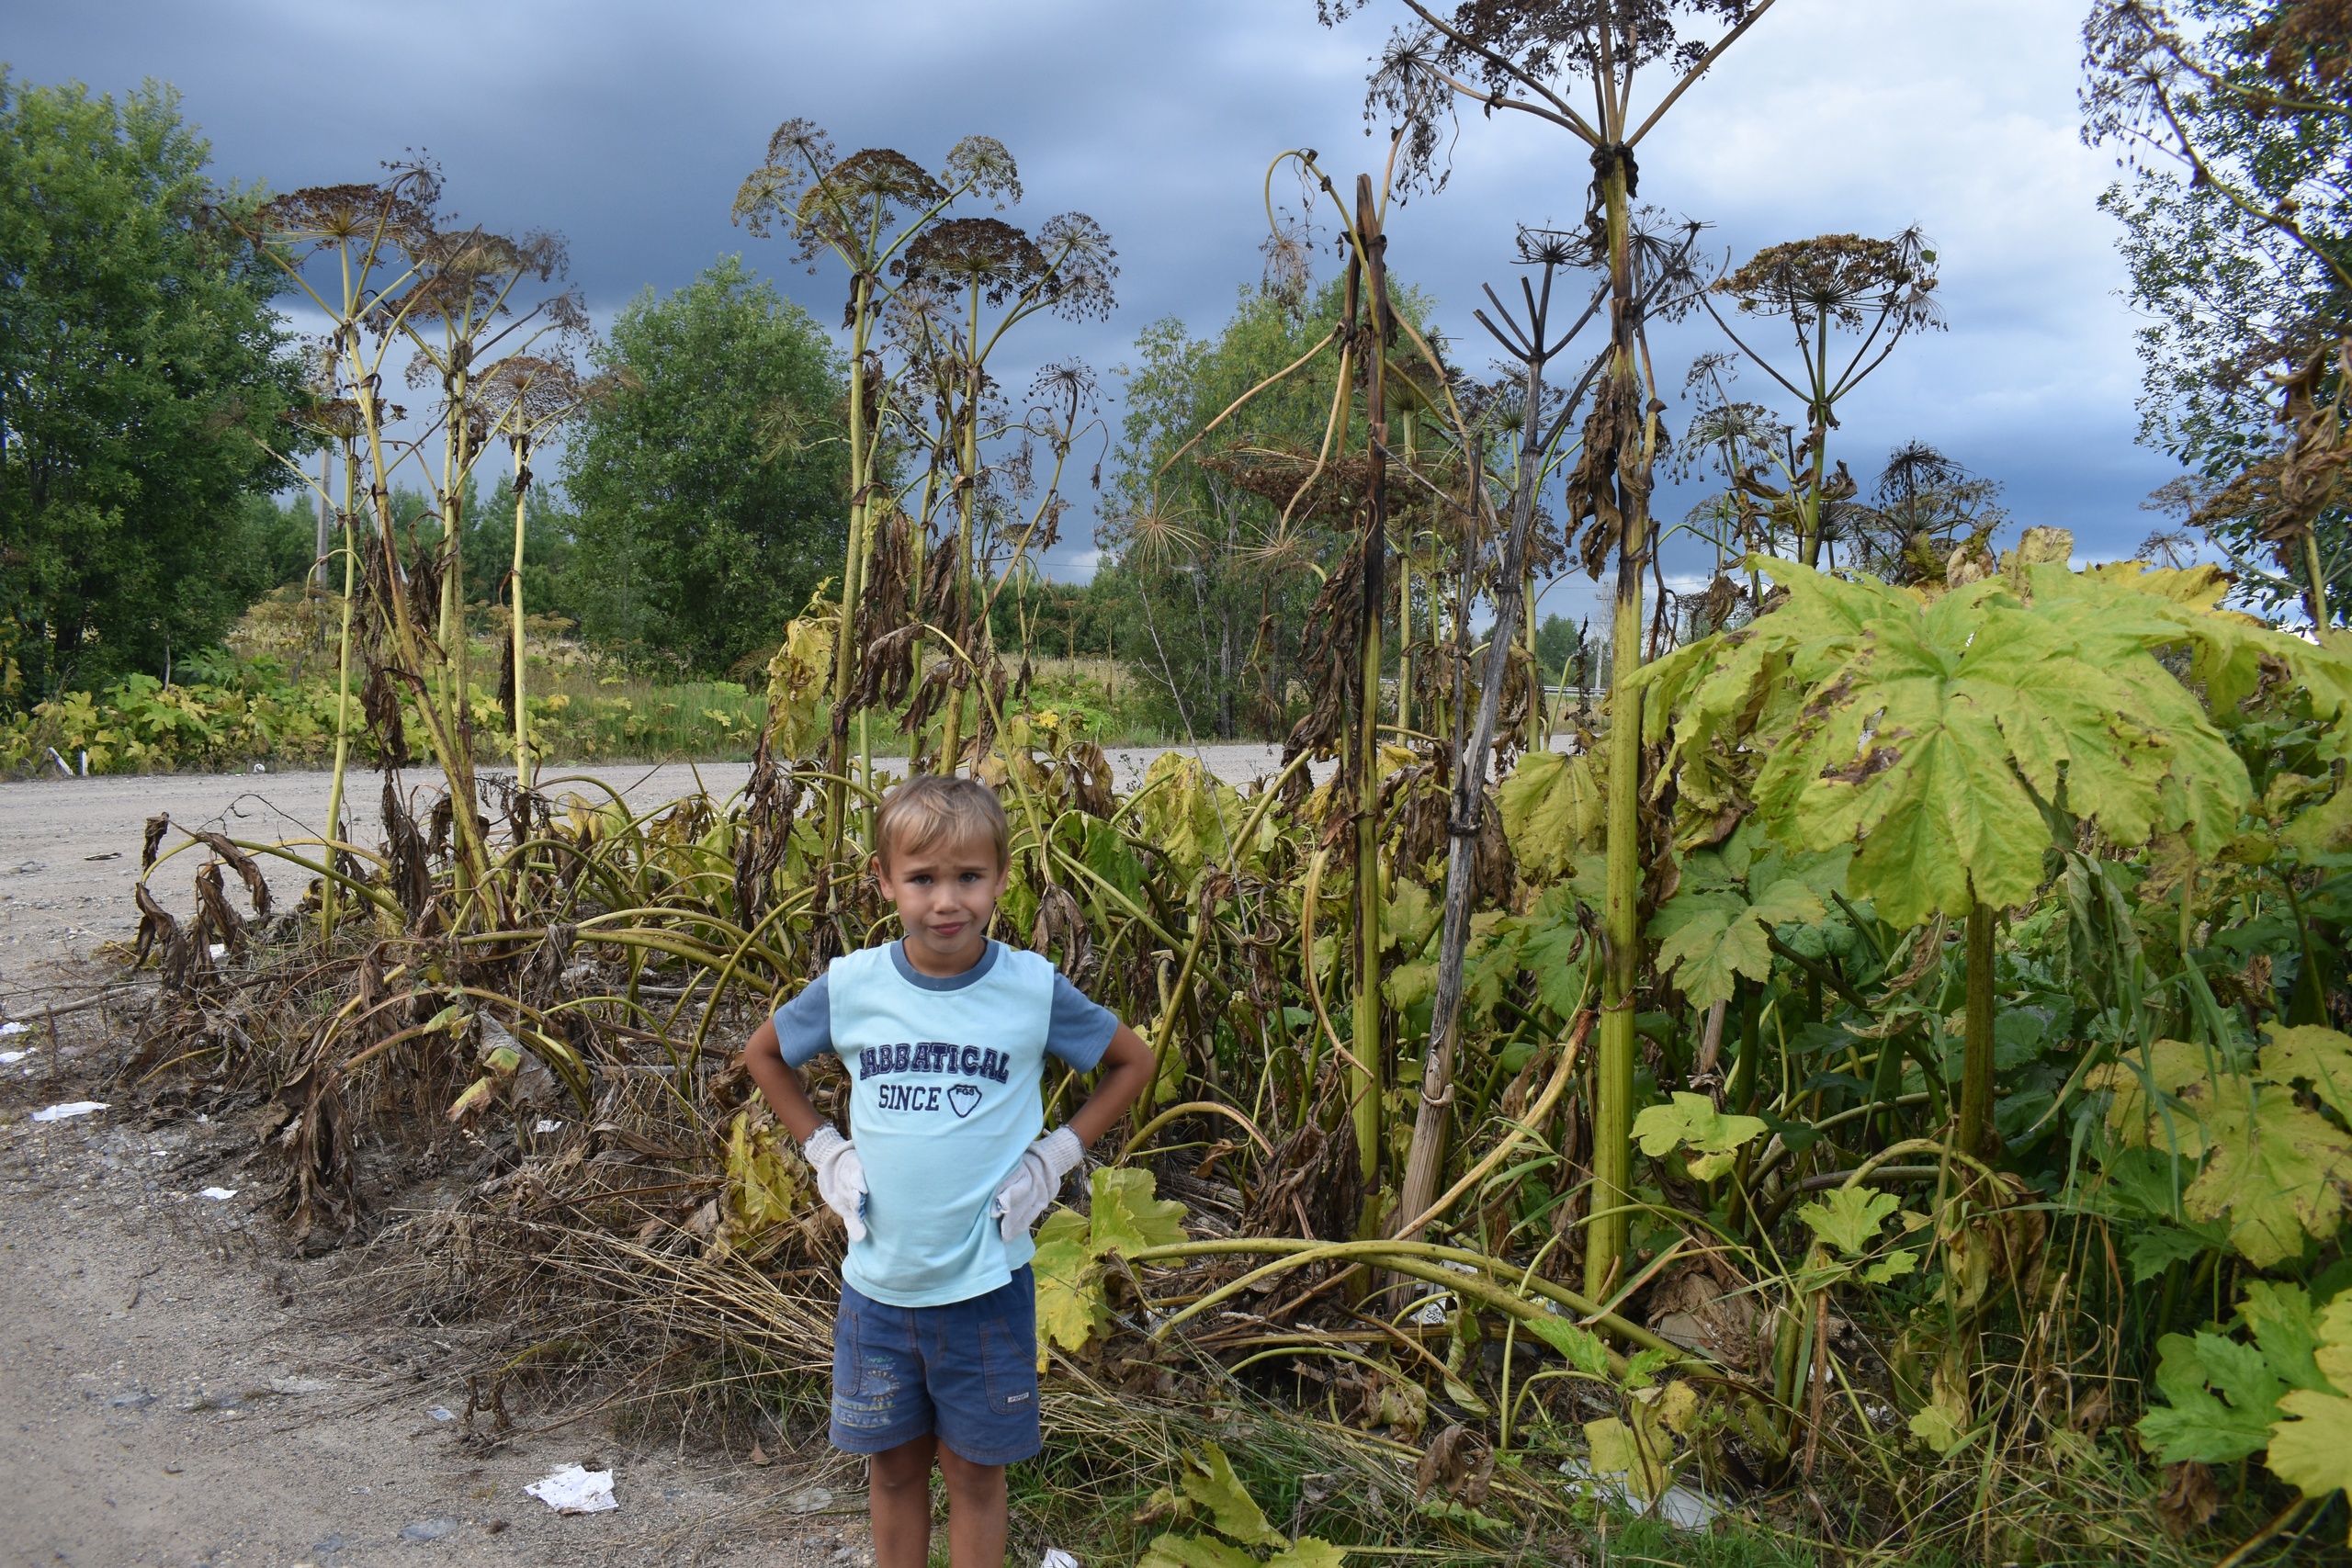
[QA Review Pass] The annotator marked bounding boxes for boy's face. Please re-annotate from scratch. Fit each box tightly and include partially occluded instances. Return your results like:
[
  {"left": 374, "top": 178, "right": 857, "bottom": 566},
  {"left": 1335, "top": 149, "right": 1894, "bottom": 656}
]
[{"left": 872, "top": 829, "right": 1008, "bottom": 974}]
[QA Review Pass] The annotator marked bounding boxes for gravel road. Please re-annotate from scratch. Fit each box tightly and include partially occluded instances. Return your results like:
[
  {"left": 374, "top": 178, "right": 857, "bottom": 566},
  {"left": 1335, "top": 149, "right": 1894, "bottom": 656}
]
[{"left": 0, "top": 746, "right": 1303, "bottom": 995}]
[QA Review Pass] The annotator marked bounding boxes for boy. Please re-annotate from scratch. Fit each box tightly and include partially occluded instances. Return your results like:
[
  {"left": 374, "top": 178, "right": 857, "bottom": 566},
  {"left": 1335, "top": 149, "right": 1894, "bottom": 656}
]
[{"left": 743, "top": 775, "right": 1155, "bottom": 1568}]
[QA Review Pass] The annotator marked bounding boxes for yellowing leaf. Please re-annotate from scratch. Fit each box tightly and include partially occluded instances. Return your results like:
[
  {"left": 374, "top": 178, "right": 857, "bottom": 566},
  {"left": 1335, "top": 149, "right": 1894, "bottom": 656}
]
[
  {"left": 1637, "top": 558, "right": 2283, "bottom": 930},
  {"left": 1498, "top": 750, "right": 1604, "bottom": 883},
  {"left": 1136, "top": 753, "right": 1246, "bottom": 875},
  {"left": 1140, "top": 1534, "right": 1259, "bottom": 1568},
  {"left": 1031, "top": 1209, "right": 1103, "bottom": 1357},
  {"left": 2183, "top": 1079, "right": 2352, "bottom": 1267},
  {"left": 1264, "top": 1540, "right": 1348, "bottom": 1568},
  {"left": 1031, "top": 1170, "right": 1188, "bottom": 1363},
  {"left": 1524, "top": 1312, "right": 1611, "bottom": 1376},
  {"left": 2262, "top": 1025, "right": 2352, "bottom": 1119},
  {"left": 1366, "top": 1371, "right": 1428, "bottom": 1437},
  {"left": 1863, "top": 1248, "right": 1920, "bottom": 1284},
  {"left": 764, "top": 615, "right": 835, "bottom": 760},
  {"left": 1382, "top": 879, "right": 1440, "bottom": 957},
  {"left": 1442, "top": 1373, "right": 1488, "bottom": 1416},
  {"left": 2265, "top": 1388, "right": 2352, "bottom": 1517},
  {"left": 2086, "top": 1039, "right": 2217, "bottom": 1149},
  {"left": 2283, "top": 778, "right": 2352, "bottom": 859},
  {"left": 1583, "top": 1416, "right": 1673, "bottom": 1500},
  {"left": 2315, "top": 1296, "right": 2352, "bottom": 1392},
  {"left": 1090, "top": 1167, "right": 1187, "bottom": 1257},
  {"left": 1654, "top": 1379, "right": 1703, "bottom": 1437},
  {"left": 1905, "top": 1357, "right": 1976, "bottom": 1457},
  {"left": 1795, "top": 1187, "right": 1900, "bottom": 1257},
  {"left": 447, "top": 1075, "right": 501, "bottom": 1122},
  {"left": 2249, "top": 1294, "right": 2352, "bottom": 1524},
  {"left": 1177, "top": 1442, "right": 1286, "bottom": 1547},
  {"left": 716, "top": 1112, "right": 808, "bottom": 1261},
  {"left": 1906, "top": 1399, "right": 1970, "bottom": 1455},
  {"left": 1687, "top": 1149, "right": 1740, "bottom": 1181},
  {"left": 1384, "top": 960, "right": 1437, "bottom": 1012},
  {"left": 1631, "top": 1091, "right": 1767, "bottom": 1159}
]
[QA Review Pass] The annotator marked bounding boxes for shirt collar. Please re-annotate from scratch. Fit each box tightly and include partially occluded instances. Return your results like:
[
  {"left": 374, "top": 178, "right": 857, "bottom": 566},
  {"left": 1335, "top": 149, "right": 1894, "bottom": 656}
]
[{"left": 888, "top": 937, "right": 999, "bottom": 991}]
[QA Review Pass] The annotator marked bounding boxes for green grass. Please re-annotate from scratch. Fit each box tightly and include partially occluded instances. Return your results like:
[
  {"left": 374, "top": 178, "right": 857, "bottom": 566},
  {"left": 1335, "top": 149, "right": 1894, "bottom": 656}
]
[{"left": 0, "top": 601, "right": 1189, "bottom": 776}]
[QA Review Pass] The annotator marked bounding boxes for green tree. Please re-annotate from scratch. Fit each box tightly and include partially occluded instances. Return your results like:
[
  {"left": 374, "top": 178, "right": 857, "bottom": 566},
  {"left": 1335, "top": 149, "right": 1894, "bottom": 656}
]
[
  {"left": 1104, "top": 278, "right": 1429, "bottom": 739},
  {"left": 560, "top": 256, "right": 846, "bottom": 673},
  {"left": 0, "top": 74, "right": 303, "bottom": 700},
  {"left": 2087, "top": 0, "right": 2352, "bottom": 623},
  {"left": 477, "top": 475, "right": 577, "bottom": 626},
  {"left": 1532, "top": 612, "right": 1585, "bottom": 682},
  {"left": 233, "top": 491, "right": 325, "bottom": 592}
]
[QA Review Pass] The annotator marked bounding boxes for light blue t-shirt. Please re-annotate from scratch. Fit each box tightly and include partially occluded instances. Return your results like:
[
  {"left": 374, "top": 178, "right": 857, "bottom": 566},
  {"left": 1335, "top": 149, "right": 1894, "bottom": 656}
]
[{"left": 773, "top": 940, "right": 1116, "bottom": 1308}]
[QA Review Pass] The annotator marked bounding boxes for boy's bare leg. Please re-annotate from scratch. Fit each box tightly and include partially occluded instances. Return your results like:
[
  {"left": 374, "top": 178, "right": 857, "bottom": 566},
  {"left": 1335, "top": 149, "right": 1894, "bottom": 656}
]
[
  {"left": 938, "top": 1445, "right": 1009, "bottom": 1568},
  {"left": 869, "top": 1435, "right": 937, "bottom": 1568}
]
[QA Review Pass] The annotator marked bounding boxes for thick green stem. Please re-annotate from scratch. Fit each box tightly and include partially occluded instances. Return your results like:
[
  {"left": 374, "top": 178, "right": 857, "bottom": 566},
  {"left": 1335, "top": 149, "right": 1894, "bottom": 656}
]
[
  {"left": 1957, "top": 892, "right": 1996, "bottom": 1156},
  {"left": 433, "top": 362, "right": 489, "bottom": 905},
  {"left": 938, "top": 279, "right": 986, "bottom": 776},
  {"left": 1586, "top": 152, "right": 1645, "bottom": 1303},
  {"left": 1350, "top": 179, "right": 1387, "bottom": 1191},
  {"left": 510, "top": 435, "right": 532, "bottom": 784},
  {"left": 1522, "top": 563, "right": 1543, "bottom": 750},
  {"left": 320, "top": 440, "right": 358, "bottom": 942},
  {"left": 1797, "top": 311, "right": 1831, "bottom": 568},
  {"left": 824, "top": 275, "right": 874, "bottom": 840},
  {"left": 2302, "top": 526, "right": 2332, "bottom": 632}
]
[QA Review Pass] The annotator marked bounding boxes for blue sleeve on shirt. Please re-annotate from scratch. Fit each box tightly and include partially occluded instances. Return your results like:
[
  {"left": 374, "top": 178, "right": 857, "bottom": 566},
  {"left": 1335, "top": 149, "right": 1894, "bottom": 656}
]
[
  {"left": 1046, "top": 973, "right": 1117, "bottom": 1072},
  {"left": 772, "top": 973, "right": 833, "bottom": 1067}
]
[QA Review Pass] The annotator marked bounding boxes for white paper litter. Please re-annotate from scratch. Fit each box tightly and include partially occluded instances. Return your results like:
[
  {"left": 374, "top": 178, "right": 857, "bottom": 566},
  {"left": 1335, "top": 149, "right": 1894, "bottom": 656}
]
[
  {"left": 535, "top": 1119, "right": 561, "bottom": 1134},
  {"left": 428, "top": 1405, "right": 456, "bottom": 1421},
  {"left": 1557, "top": 1458, "right": 1722, "bottom": 1529},
  {"left": 0, "top": 1021, "right": 29, "bottom": 1035},
  {"left": 30, "top": 1100, "right": 107, "bottom": 1122},
  {"left": 208, "top": 943, "right": 227, "bottom": 959},
  {"left": 0, "top": 1051, "right": 28, "bottom": 1065},
  {"left": 1042, "top": 1550, "right": 1080, "bottom": 1568},
  {"left": 525, "top": 1464, "right": 617, "bottom": 1514},
  {"left": 198, "top": 1187, "right": 238, "bottom": 1201}
]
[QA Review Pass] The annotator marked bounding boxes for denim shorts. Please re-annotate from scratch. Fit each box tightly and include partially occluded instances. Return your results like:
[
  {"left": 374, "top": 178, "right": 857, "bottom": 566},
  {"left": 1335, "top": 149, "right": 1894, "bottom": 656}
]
[{"left": 830, "top": 1266, "right": 1041, "bottom": 1464}]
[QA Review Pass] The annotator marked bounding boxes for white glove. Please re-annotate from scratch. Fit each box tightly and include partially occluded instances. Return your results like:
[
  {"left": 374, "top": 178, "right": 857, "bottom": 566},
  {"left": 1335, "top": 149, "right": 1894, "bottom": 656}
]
[
  {"left": 992, "top": 1125, "right": 1084, "bottom": 1243},
  {"left": 803, "top": 1124, "right": 869, "bottom": 1243}
]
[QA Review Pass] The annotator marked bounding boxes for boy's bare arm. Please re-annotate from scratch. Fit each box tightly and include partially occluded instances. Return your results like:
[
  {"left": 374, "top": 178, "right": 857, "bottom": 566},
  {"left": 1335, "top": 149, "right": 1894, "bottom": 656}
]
[
  {"left": 1066, "top": 1022, "right": 1156, "bottom": 1148},
  {"left": 743, "top": 1016, "right": 826, "bottom": 1143}
]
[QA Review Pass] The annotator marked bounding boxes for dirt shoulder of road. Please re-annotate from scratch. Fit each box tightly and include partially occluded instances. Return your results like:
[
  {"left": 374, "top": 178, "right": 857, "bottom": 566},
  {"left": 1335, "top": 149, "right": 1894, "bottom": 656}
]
[{"left": 0, "top": 996, "right": 867, "bottom": 1568}]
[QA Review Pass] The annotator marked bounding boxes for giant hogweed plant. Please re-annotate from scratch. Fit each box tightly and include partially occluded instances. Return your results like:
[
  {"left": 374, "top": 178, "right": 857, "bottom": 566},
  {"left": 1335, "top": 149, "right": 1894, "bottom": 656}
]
[
  {"left": 1326, "top": 0, "right": 1785, "bottom": 1299},
  {"left": 1625, "top": 536, "right": 2352, "bottom": 1503},
  {"left": 1634, "top": 538, "right": 2352, "bottom": 1155}
]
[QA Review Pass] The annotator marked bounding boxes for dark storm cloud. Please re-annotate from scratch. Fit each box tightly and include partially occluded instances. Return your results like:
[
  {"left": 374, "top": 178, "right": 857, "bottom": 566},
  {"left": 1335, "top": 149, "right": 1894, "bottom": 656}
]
[{"left": 6, "top": 0, "right": 2175, "bottom": 606}]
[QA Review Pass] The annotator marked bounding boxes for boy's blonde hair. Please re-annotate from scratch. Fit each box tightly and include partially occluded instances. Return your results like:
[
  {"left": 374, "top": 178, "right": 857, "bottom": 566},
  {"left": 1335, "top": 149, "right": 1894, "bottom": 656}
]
[{"left": 874, "top": 774, "right": 1010, "bottom": 870}]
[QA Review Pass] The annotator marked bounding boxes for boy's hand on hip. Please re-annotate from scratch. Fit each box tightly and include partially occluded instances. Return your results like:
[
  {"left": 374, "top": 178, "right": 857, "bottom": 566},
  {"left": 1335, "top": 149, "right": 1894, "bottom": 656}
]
[
  {"left": 992, "top": 1125, "right": 1083, "bottom": 1242},
  {"left": 802, "top": 1124, "right": 869, "bottom": 1243}
]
